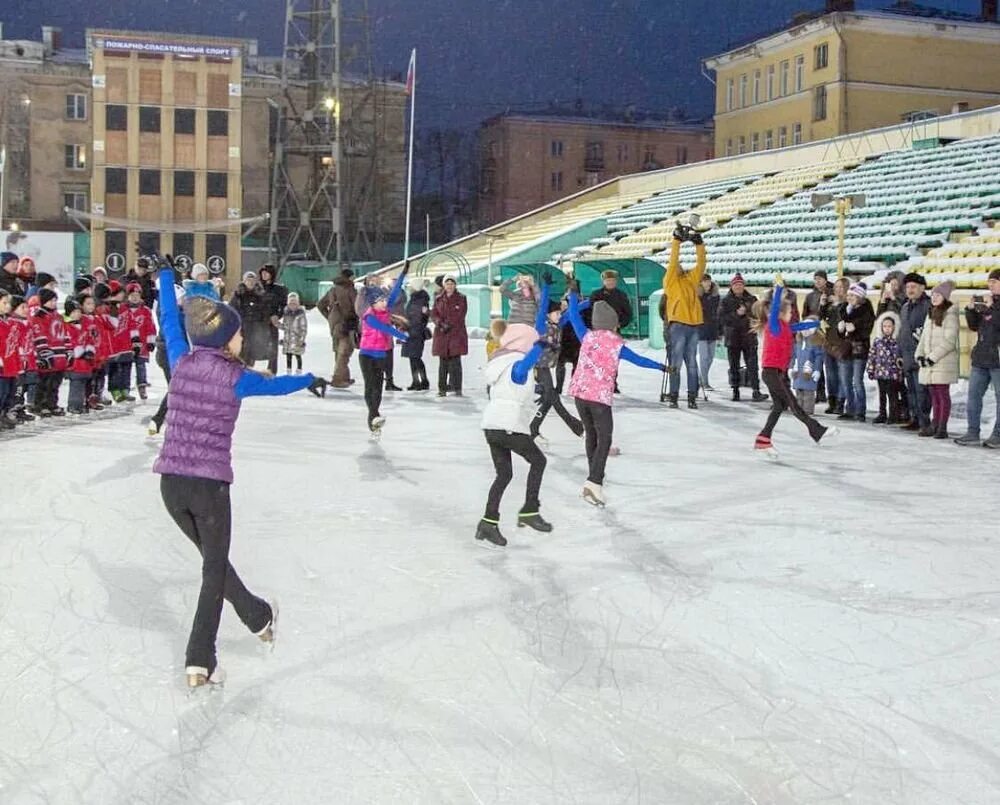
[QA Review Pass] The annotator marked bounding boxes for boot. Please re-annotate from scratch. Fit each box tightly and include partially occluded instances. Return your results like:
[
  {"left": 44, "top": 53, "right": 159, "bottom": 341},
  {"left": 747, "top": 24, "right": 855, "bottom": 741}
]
[
  {"left": 138, "top": 384, "right": 148, "bottom": 401},
  {"left": 475, "top": 519, "right": 507, "bottom": 546},
  {"left": 186, "top": 665, "right": 225, "bottom": 689},
  {"left": 751, "top": 389, "right": 768, "bottom": 402},
  {"left": 687, "top": 396, "right": 698, "bottom": 410},
  {"left": 872, "top": 412, "right": 887, "bottom": 424},
  {"left": 731, "top": 387, "right": 741, "bottom": 402},
  {"left": 833, "top": 399, "right": 845, "bottom": 416},
  {"left": 518, "top": 511, "right": 553, "bottom": 533},
  {"left": 824, "top": 396, "right": 837, "bottom": 414},
  {"left": 582, "top": 481, "right": 606, "bottom": 507},
  {"left": 933, "top": 423, "right": 949, "bottom": 440},
  {"left": 0, "top": 415, "right": 14, "bottom": 431},
  {"left": 16, "top": 406, "right": 35, "bottom": 423},
  {"left": 667, "top": 393, "right": 679, "bottom": 409},
  {"left": 954, "top": 432, "right": 981, "bottom": 446},
  {"left": 918, "top": 425, "right": 935, "bottom": 437},
  {"left": 385, "top": 381, "right": 402, "bottom": 392}
]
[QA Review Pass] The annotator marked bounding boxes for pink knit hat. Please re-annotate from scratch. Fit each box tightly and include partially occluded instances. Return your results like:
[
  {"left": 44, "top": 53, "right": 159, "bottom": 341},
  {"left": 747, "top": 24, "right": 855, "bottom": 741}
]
[{"left": 499, "top": 323, "right": 538, "bottom": 354}]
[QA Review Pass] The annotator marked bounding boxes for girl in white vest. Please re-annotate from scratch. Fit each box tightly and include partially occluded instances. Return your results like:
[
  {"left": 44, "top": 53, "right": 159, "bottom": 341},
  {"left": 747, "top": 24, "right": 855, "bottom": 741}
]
[{"left": 476, "top": 286, "right": 551, "bottom": 547}]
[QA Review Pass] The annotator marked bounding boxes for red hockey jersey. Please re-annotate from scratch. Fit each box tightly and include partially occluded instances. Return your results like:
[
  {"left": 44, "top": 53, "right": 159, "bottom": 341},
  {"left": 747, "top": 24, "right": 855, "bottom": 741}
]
[
  {"left": 0, "top": 316, "right": 22, "bottom": 379},
  {"left": 12, "top": 316, "right": 36, "bottom": 374},
  {"left": 119, "top": 303, "right": 157, "bottom": 359},
  {"left": 66, "top": 317, "right": 100, "bottom": 375},
  {"left": 32, "top": 308, "right": 69, "bottom": 374}
]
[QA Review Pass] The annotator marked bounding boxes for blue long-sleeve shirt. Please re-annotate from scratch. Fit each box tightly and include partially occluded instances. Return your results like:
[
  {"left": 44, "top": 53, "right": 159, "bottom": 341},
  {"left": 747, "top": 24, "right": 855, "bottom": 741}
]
[
  {"left": 509, "top": 283, "right": 551, "bottom": 385},
  {"left": 567, "top": 292, "right": 665, "bottom": 372},
  {"left": 157, "top": 267, "right": 315, "bottom": 400}
]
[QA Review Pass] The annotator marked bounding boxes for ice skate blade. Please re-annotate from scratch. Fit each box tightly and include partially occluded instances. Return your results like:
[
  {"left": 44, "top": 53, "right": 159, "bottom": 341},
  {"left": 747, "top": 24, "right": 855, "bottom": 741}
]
[
  {"left": 185, "top": 665, "right": 225, "bottom": 690},
  {"left": 754, "top": 447, "right": 779, "bottom": 460},
  {"left": 818, "top": 426, "right": 840, "bottom": 445},
  {"left": 257, "top": 600, "right": 279, "bottom": 652},
  {"left": 582, "top": 491, "right": 606, "bottom": 507}
]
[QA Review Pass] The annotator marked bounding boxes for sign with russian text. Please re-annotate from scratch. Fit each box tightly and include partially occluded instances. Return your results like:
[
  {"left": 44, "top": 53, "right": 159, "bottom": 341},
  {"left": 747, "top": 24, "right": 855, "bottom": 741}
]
[{"left": 96, "top": 38, "right": 240, "bottom": 60}]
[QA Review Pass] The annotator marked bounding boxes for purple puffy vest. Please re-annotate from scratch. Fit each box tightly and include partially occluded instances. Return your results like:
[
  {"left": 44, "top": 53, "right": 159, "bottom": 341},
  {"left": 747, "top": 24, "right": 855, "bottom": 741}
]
[{"left": 153, "top": 347, "right": 244, "bottom": 484}]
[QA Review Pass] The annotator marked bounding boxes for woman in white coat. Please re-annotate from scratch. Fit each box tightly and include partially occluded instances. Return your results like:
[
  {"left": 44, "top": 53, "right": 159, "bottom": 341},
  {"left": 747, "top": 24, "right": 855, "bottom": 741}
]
[{"left": 916, "top": 280, "right": 960, "bottom": 438}]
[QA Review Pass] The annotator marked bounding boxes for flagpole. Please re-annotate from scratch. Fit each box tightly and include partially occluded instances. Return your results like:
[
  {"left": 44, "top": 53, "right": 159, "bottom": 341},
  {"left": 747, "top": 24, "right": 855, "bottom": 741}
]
[{"left": 403, "top": 49, "right": 416, "bottom": 263}]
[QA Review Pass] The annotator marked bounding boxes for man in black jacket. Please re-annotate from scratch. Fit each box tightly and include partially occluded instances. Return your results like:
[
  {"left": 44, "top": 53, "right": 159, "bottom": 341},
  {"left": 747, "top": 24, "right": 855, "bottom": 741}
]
[
  {"left": 898, "top": 272, "right": 932, "bottom": 431},
  {"left": 0, "top": 252, "right": 24, "bottom": 296},
  {"left": 258, "top": 264, "right": 288, "bottom": 374},
  {"left": 719, "top": 274, "right": 766, "bottom": 402},
  {"left": 589, "top": 270, "right": 632, "bottom": 330},
  {"left": 125, "top": 258, "right": 158, "bottom": 309},
  {"left": 955, "top": 268, "right": 1000, "bottom": 447}
]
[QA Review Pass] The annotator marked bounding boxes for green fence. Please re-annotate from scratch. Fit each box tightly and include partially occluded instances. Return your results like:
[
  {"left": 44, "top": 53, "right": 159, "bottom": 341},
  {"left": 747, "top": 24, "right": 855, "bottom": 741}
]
[{"left": 571, "top": 258, "right": 665, "bottom": 339}]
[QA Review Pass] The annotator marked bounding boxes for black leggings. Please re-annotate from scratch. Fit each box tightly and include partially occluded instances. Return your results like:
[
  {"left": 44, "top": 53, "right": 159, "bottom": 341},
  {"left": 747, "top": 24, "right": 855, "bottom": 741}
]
[
  {"left": 877, "top": 378, "right": 903, "bottom": 419},
  {"left": 760, "top": 367, "right": 826, "bottom": 441},
  {"left": 285, "top": 353, "right": 303, "bottom": 371},
  {"left": 574, "top": 398, "right": 614, "bottom": 485},
  {"left": 160, "top": 474, "right": 271, "bottom": 673},
  {"left": 484, "top": 429, "right": 547, "bottom": 520},
  {"left": 438, "top": 356, "right": 463, "bottom": 393},
  {"left": 152, "top": 351, "right": 171, "bottom": 430},
  {"left": 532, "top": 366, "right": 582, "bottom": 437},
  {"left": 359, "top": 354, "right": 385, "bottom": 425},
  {"left": 409, "top": 357, "right": 427, "bottom": 385}
]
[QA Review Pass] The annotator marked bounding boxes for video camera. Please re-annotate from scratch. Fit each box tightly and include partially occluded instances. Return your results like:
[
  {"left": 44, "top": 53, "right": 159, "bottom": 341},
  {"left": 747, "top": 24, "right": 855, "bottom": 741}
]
[{"left": 672, "top": 213, "right": 703, "bottom": 244}]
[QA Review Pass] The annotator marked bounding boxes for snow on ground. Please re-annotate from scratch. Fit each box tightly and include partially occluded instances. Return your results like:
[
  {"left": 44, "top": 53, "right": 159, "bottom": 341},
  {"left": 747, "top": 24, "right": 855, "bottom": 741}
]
[{"left": 3, "top": 310, "right": 1000, "bottom": 804}]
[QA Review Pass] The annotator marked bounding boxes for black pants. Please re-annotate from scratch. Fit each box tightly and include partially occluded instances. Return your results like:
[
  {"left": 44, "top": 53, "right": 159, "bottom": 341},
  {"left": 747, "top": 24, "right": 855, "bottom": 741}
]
[
  {"left": 409, "top": 357, "right": 427, "bottom": 386},
  {"left": 438, "top": 356, "right": 463, "bottom": 393},
  {"left": 575, "top": 398, "right": 614, "bottom": 485},
  {"left": 152, "top": 350, "right": 171, "bottom": 429},
  {"left": 285, "top": 353, "right": 303, "bottom": 372},
  {"left": 877, "top": 379, "right": 903, "bottom": 419},
  {"left": 555, "top": 357, "right": 578, "bottom": 394},
  {"left": 760, "top": 368, "right": 826, "bottom": 441},
  {"left": 484, "top": 429, "right": 547, "bottom": 520},
  {"left": 267, "top": 327, "right": 280, "bottom": 376},
  {"left": 384, "top": 346, "right": 395, "bottom": 385},
  {"left": 532, "top": 366, "right": 582, "bottom": 437},
  {"left": 359, "top": 354, "right": 385, "bottom": 425},
  {"left": 727, "top": 339, "right": 760, "bottom": 390},
  {"left": 160, "top": 474, "right": 271, "bottom": 673},
  {"left": 36, "top": 371, "right": 64, "bottom": 410}
]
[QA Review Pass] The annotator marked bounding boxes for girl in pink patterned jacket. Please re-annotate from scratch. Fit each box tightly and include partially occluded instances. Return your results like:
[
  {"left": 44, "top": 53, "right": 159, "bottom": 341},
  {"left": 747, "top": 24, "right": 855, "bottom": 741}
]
[{"left": 566, "top": 292, "right": 665, "bottom": 507}]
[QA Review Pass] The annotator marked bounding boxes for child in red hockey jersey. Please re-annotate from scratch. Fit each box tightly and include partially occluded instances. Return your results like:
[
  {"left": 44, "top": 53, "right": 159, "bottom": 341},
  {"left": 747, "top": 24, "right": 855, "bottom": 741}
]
[
  {"left": 64, "top": 298, "right": 100, "bottom": 415},
  {"left": 121, "top": 282, "right": 157, "bottom": 400},
  {"left": 11, "top": 295, "right": 37, "bottom": 420},
  {"left": 0, "top": 290, "right": 18, "bottom": 429},
  {"left": 31, "top": 288, "right": 69, "bottom": 416}
]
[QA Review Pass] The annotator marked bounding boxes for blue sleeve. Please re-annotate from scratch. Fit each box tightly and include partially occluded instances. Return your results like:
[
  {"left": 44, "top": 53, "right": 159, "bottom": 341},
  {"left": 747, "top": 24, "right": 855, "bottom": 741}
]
[
  {"left": 620, "top": 346, "right": 666, "bottom": 372},
  {"left": 386, "top": 270, "right": 407, "bottom": 308},
  {"left": 566, "top": 293, "right": 588, "bottom": 340},
  {"left": 157, "top": 267, "right": 189, "bottom": 372},
  {"left": 235, "top": 369, "right": 315, "bottom": 400},
  {"left": 768, "top": 285, "right": 783, "bottom": 336},
  {"left": 363, "top": 313, "right": 408, "bottom": 341},
  {"left": 791, "top": 320, "right": 820, "bottom": 333},
  {"left": 557, "top": 299, "right": 589, "bottom": 329},
  {"left": 511, "top": 343, "right": 544, "bottom": 385},
  {"left": 534, "top": 284, "right": 551, "bottom": 334}
]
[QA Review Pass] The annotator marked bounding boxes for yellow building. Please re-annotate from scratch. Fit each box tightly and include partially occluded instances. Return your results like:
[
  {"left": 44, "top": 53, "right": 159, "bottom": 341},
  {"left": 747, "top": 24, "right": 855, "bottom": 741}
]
[{"left": 703, "top": 0, "right": 1000, "bottom": 158}]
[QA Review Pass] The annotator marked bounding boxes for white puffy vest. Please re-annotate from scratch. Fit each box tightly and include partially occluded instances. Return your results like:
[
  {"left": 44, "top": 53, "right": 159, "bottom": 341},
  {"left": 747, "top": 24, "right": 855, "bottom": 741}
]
[{"left": 481, "top": 351, "right": 537, "bottom": 434}]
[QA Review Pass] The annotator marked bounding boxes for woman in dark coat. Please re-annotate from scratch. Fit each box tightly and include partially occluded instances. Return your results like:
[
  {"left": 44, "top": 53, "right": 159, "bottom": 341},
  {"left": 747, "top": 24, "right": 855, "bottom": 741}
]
[
  {"left": 402, "top": 276, "right": 431, "bottom": 390},
  {"left": 229, "top": 272, "right": 272, "bottom": 366},
  {"left": 431, "top": 277, "right": 468, "bottom": 396},
  {"left": 697, "top": 275, "right": 721, "bottom": 391},
  {"left": 257, "top": 264, "right": 288, "bottom": 375}
]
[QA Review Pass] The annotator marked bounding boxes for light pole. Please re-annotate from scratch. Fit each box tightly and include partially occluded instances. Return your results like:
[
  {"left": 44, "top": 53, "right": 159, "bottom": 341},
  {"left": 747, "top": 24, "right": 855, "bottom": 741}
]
[
  {"left": 485, "top": 232, "right": 506, "bottom": 287},
  {"left": 0, "top": 145, "right": 6, "bottom": 233},
  {"left": 811, "top": 192, "right": 866, "bottom": 279}
]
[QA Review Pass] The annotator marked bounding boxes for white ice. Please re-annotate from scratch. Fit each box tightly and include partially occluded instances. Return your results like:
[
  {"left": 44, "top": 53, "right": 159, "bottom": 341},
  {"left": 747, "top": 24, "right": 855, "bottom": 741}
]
[{"left": 3, "top": 310, "right": 999, "bottom": 805}]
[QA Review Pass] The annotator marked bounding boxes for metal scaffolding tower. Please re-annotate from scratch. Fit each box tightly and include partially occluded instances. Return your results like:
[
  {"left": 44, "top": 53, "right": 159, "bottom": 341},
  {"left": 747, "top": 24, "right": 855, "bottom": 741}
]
[{"left": 269, "top": 0, "right": 383, "bottom": 267}]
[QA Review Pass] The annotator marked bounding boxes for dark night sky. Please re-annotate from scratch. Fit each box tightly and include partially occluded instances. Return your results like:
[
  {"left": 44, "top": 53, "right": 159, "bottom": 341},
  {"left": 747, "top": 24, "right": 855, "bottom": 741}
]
[{"left": 1, "top": 0, "right": 981, "bottom": 125}]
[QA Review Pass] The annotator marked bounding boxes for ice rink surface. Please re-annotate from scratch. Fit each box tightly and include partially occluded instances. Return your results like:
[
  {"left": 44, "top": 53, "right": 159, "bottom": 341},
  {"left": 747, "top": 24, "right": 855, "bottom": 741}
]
[{"left": 3, "top": 311, "right": 999, "bottom": 804}]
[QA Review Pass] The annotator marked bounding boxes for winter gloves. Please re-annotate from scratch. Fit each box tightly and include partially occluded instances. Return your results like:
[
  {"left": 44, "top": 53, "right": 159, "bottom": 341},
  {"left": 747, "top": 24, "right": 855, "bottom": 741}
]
[
  {"left": 917, "top": 356, "right": 935, "bottom": 367},
  {"left": 308, "top": 376, "right": 329, "bottom": 398}
]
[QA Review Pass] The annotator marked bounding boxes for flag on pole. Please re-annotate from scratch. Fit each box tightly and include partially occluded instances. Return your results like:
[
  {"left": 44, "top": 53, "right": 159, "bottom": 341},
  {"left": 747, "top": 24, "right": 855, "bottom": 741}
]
[{"left": 405, "top": 49, "right": 416, "bottom": 96}]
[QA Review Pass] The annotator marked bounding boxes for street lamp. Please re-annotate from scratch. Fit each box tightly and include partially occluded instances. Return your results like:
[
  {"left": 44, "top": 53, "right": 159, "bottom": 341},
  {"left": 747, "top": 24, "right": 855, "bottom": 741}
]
[
  {"left": 811, "top": 192, "right": 866, "bottom": 279},
  {"left": 484, "top": 232, "right": 506, "bottom": 287},
  {"left": 0, "top": 145, "right": 6, "bottom": 233}
]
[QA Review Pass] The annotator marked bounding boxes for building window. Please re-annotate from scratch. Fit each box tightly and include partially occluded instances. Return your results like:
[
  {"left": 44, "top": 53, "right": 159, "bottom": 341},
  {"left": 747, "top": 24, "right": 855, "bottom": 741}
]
[
  {"left": 813, "top": 85, "right": 828, "bottom": 121},
  {"left": 751, "top": 132, "right": 760, "bottom": 152},
  {"left": 766, "top": 65, "right": 775, "bottom": 101},
  {"left": 205, "top": 235, "right": 226, "bottom": 270},
  {"left": 815, "top": 42, "right": 829, "bottom": 70},
  {"left": 105, "top": 231, "right": 127, "bottom": 264},
  {"left": 753, "top": 70, "right": 761, "bottom": 105},
  {"left": 106, "top": 104, "right": 127, "bottom": 131},
  {"left": 64, "top": 144, "right": 86, "bottom": 170},
  {"left": 174, "top": 170, "right": 195, "bottom": 197},
  {"left": 585, "top": 141, "right": 604, "bottom": 171},
  {"left": 725, "top": 139, "right": 733, "bottom": 157},
  {"left": 138, "top": 232, "right": 161, "bottom": 255},
  {"left": 617, "top": 143, "right": 629, "bottom": 163},
  {"left": 173, "top": 233, "right": 194, "bottom": 261},
  {"left": 63, "top": 188, "right": 88, "bottom": 212},
  {"left": 793, "top": 123, "right": 802, "bottom": 145},
  {"left": 739, "top": 74, "right": 748, "bottom": 107},
  {"left": 726, "top": 78, "right": 735, "bottom": 112},
  {"left": 66, "top": 94, "right": 87, "bottom": 121},
  {"left": 737, "top": 136, "right": 747, "bottom": 155},
  {"left": 780, "top": 61, "right": 790, "bottom": 97},
  {"left": 795, "top": 55, "right": 805, "bottom": 92},
  {"left": 207, "top": 110, "right": 228, "bottom": 137},
  {"left": 174, "top": 108, "right": 196, "bottom": 135},
  {"left": 550, "top": 171, "right": 563, "bottom": 192},
  {"left": 105, "top": 168, "right": 127, "bottom": 194},
  {"left": 550, "top": 140, "right": 563, "bottom": 158},
  {"left": 207, "top": 172, "right": 228, "bottom": 198},
  {"left": 676, "top": 145, "right": 688, "bottom": 164},
  {"left": 779, "top": 126, "right": 788, "bottom": 148},
  {"left": 765, "top": 130, "right": 774, "bottom": 150},
  {"left": 642, "top": 147, "right": 659, "bottom": 170},
  {"left": 139, "top": 169, "right": 161, "bottom": 195},
  {"left": 139, "top": 106, "right": 161, "bottom": 133}
]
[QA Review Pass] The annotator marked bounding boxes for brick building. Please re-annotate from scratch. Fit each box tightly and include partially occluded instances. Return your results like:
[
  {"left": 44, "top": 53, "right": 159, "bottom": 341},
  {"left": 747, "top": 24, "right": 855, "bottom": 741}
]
[{"left": 479, "top": 111, "right": 713, "bottom": 226}]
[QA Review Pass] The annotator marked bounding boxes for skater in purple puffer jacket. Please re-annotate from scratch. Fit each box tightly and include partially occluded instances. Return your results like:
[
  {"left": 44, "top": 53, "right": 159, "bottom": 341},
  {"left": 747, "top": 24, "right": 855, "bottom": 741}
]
[{"left": 153, "top": 264, "right": 327, "bottom": 689}]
